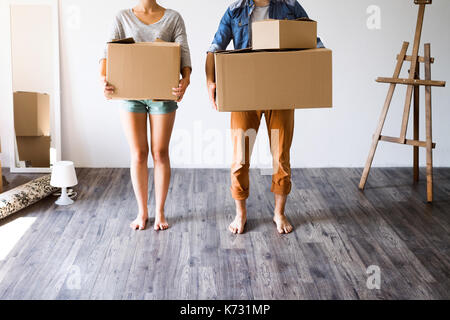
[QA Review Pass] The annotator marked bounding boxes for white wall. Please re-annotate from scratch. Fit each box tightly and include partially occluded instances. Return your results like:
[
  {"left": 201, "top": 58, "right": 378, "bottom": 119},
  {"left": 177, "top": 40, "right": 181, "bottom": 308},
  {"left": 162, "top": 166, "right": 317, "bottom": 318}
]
[{"left": 1, "top": 0, "right": 449, "bottom": 168}]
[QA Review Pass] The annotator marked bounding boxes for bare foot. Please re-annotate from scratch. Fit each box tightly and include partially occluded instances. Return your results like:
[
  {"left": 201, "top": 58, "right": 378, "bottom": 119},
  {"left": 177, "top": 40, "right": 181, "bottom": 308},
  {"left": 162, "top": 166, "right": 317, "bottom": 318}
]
[
  {"left": 154, "top": 212, "right": 169, "bottom": 231},
  {"left": 229, "top": 215, "right": 247, "bottom": 234},
  {"left": 229, "top": 199, "right": 247, "bottom": 234},
  {"left": 130, "top": 213, "right": 148, "bottom": 231},
  {"left": 273, "top": 214, "right": 293, "bottom": 234}
]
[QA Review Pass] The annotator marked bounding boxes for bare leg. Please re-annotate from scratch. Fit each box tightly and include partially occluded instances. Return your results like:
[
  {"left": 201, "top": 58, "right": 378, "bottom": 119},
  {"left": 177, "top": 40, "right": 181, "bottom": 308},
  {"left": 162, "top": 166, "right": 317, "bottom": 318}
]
[
  {"left": 229, "top": 199, "right": 247, "bottom": 234},
  {"left": 149, "top": 111, "right": 176, "bottom": 231},
  {"left": 273, "top": 194, "right": 293, "bottom": 234},
  {"left": 120, "top": 110, "right": 149, "bottom": 230}
]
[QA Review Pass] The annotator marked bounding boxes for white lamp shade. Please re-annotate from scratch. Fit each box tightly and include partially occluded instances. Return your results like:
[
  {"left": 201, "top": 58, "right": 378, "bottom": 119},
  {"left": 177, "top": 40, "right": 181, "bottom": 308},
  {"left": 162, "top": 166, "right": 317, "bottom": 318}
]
[{"left": 50, "top": 161, "right": 78, "bottom": 188}]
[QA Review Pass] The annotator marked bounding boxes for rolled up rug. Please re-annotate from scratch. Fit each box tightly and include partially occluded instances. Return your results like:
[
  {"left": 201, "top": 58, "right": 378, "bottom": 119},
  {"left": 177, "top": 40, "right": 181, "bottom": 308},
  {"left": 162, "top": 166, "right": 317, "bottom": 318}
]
[{"left": 0, "top": 175, "right": 57, "bottom": 220}]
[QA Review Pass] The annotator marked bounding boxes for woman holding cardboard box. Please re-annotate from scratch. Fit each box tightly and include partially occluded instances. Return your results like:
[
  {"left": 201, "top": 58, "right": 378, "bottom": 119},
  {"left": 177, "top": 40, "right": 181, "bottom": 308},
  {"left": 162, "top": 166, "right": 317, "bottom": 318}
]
[{"left": 100, "top": 0, "right": 191, "bottom": 231}]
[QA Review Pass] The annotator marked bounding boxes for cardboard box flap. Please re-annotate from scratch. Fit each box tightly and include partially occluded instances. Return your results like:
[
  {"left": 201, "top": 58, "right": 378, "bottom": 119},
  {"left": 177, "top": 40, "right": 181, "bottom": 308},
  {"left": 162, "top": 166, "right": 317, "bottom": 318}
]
[
  {"left": 215, "top": 48, "right": 311, "bottom": 55},
  {"left": 215, "top": 48, "right": 254, "bottom": 54},
  {"left": 108, "top": 42, "right": 180, "bottom": 49},
  {"left": 294, "top": 17, "right": 315, "bottom": 22},
  {"left": 108, "top": 37, "right": 178, "bottom": 47},
  {"left": 108, "top": 37, "right": 135, "bottom": 44},
  {"left": 254, "top": 17, "right": 316, "bottom": 23}
]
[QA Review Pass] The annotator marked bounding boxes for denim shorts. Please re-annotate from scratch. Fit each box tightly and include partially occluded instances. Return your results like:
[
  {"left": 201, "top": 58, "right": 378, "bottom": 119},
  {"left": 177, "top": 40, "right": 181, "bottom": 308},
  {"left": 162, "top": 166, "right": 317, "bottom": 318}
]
[{"left": 122, "top": 100, "right": 178, "bottom": 115}]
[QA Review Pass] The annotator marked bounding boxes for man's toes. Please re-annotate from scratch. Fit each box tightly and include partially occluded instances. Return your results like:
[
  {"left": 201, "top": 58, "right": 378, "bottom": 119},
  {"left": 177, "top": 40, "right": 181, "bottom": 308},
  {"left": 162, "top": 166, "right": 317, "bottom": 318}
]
[{"left": 154, "top": 222, "right": 168, "bottom": 231}]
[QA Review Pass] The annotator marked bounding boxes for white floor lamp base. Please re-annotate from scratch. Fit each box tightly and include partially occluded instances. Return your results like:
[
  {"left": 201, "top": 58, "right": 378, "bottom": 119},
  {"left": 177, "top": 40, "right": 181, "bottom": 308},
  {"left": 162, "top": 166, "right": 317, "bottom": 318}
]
[{"left": 55, "top": 187, "right": 74, "bottom": 206}]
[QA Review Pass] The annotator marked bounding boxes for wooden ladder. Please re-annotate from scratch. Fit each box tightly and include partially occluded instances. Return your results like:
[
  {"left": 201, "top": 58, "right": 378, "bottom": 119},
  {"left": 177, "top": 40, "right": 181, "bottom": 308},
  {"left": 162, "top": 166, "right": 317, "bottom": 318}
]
[{"left": 359, "top": 0, "right": 446, "bottom": 203}]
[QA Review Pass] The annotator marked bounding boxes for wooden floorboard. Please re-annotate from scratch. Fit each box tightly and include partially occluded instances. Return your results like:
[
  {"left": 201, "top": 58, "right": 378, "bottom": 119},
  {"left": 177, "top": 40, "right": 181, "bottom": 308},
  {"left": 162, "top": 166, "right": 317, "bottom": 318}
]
[{"left": 0, "top": 168, "right": 449, "bottom": 300}]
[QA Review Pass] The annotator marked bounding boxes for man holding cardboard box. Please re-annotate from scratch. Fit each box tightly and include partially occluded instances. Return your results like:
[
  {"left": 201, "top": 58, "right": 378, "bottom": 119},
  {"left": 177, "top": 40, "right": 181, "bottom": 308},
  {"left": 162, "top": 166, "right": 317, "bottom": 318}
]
[
  {"left": 205, "top": 0, "right": 325, "bottom": 234},
  {"left": 100, "top": 0, "right": 192, "bottom": 231}
]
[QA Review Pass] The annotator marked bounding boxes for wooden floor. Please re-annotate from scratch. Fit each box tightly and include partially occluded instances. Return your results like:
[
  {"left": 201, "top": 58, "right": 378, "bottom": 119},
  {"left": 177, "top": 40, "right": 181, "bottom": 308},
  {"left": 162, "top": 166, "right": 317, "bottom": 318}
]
[{"left": 0, "top": 168, "right": 449, "bottom": 300}]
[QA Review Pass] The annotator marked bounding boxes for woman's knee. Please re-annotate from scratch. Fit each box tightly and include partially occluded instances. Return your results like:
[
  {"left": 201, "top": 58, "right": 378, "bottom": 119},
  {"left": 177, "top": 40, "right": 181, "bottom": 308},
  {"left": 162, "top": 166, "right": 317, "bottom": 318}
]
[
  {"left": 151, "top": 148, "right": 169, "bottom": 163},
  {"left": 131, "top": 148, "right": 149, "bottom": 164}
]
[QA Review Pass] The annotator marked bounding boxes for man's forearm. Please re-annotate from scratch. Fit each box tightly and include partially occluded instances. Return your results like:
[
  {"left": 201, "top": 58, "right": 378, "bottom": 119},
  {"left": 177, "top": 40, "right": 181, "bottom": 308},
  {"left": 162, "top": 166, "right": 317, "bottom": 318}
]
[
  {"left": 181, "top": 66, "right": 191, "bottom": 81},
  {"left": 205, "top": 52, "right": 215, "bottom": 83}
]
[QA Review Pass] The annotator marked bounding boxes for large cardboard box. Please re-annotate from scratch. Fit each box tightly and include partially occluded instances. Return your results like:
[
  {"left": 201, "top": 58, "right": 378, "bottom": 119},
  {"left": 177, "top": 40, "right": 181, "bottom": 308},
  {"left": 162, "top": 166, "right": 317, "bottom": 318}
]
[
  {"left": 252, "top": 18, "right": 317, "bottom": 50},
  {"left": 14, "top": 91, "right": 50, "bottom": 136},
  {"left": 215, "top": 48, "right": 332, "bottom": 112},
  {"left": 106, "top": 39, "right": 181, "bottom": 100},
  {"left": 16, "top": 136, "right": 51, "bottom": 168}
]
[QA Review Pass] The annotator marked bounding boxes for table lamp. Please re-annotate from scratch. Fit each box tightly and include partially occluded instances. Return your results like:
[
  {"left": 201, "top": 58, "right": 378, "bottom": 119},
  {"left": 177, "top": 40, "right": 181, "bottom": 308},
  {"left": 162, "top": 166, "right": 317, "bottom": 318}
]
[{"left": 50, "top": 161, "right": 78, "bottom": 206}]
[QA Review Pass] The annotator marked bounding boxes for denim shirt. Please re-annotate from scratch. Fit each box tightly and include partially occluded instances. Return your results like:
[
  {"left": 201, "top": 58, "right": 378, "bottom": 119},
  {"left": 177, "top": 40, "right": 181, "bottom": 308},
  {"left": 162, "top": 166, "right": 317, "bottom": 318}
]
[{"left": 208, "top": 0, "right": 324, "bottom": 52}]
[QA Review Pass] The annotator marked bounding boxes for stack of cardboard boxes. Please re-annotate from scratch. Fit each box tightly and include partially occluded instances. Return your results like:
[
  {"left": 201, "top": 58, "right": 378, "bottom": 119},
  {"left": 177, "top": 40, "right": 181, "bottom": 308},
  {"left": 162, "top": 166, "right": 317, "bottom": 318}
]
[
  {"left": 214, "top": 18, "right": 332, "bottom": 112},
  {"left": 14, "top": 91, "right": 51, "bottom": 168}
]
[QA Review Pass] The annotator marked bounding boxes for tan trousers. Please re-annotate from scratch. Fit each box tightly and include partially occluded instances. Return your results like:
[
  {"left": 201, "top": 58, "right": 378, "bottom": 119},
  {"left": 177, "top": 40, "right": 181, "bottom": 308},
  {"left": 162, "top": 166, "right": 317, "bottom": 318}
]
[{"left": 230, "top": 110, "right": 295, "bottom": 200}]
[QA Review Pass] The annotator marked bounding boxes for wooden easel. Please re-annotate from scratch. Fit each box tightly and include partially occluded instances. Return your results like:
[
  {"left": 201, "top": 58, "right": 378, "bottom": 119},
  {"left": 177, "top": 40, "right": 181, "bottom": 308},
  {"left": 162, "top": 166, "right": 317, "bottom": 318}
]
[{"left": 359, "top": 0, "right": 446, "bottom": 203}]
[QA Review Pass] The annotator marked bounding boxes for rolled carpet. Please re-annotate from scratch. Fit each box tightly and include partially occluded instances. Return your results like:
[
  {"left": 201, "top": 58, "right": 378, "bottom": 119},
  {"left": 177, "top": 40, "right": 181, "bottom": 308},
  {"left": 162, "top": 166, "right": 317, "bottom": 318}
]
[{"left": 0, "top": 175, "right": 57, "bottom": 220}]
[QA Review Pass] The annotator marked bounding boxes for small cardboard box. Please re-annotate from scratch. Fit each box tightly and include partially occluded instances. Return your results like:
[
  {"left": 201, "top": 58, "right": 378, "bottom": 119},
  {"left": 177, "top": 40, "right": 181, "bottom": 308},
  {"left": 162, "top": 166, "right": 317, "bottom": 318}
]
[
  {"left": 252, "top": 18, "right": 317, "bottom": 50},
  {"left": 215, "top": 48, "right": 332, "bottom": 112},
  {"left": 16, "top": 136, "right": 51, "bottom": 168},
  {"left": 13, "top": 92, "right": 50, "bottom": 136},
  {"left": 106, "top": 38, "right": 181, "bottom": 100}
]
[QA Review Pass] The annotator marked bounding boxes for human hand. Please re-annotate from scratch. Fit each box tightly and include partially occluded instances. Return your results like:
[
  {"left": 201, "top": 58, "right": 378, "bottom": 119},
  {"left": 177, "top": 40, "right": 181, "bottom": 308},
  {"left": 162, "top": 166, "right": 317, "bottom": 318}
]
[
  {"left": 172, "top": 77, "right": 190, "bottom": 102},
  {"left": 101, "top": 76, "right": 115, "bottom": 100},
  {"left": 207, "top": 81, "right": 218, "bottom": 110}
]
